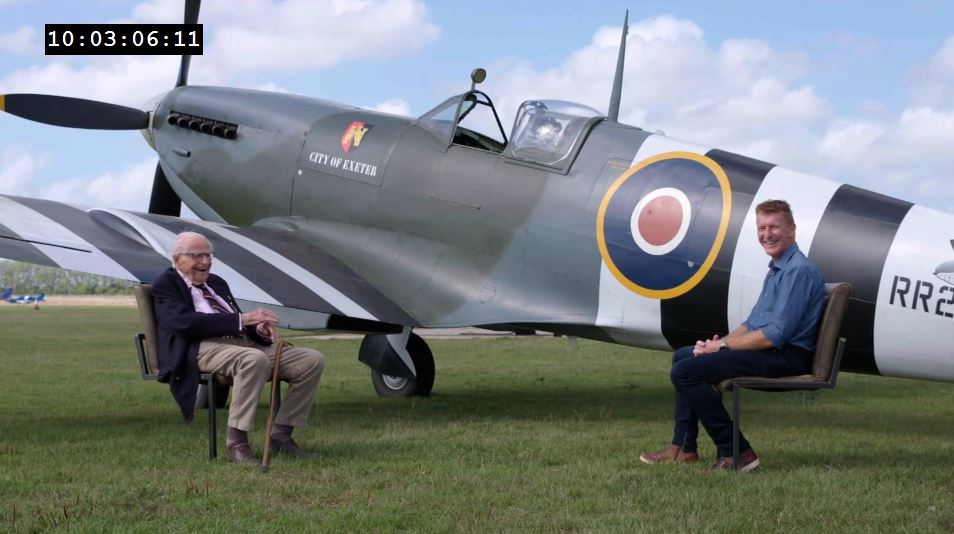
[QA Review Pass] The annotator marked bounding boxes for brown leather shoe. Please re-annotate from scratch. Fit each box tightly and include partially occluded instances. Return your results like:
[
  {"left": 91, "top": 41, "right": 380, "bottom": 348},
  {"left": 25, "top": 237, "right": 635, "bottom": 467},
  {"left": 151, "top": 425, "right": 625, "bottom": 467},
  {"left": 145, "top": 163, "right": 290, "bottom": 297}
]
[
  {"left": 704, "top": 448, "right": 760, "bottom": 473},
  {"left": 226, "top": 441, "right": 259, "bottom": 465},
  {"left": 639, "top": 444, "right": 699, "bottom": 464},
  {"left": 269, "top": 437, "right": 320, "bottom": 459}
]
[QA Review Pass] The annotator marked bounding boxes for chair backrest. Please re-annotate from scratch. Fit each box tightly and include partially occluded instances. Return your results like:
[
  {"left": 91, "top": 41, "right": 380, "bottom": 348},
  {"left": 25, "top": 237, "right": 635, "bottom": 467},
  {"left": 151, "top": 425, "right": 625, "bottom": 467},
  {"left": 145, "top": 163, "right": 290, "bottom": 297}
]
[
  {"left": 811, "top": 282, "right": 852, "bottom": 380},
  {"left": 134, "top": 284, "right": 160, "bottom": 376}
]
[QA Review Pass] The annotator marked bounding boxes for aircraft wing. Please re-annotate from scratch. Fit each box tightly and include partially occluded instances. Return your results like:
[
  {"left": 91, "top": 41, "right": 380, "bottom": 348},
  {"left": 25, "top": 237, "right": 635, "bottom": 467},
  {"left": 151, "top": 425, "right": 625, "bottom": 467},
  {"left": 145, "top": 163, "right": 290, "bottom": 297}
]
[{"left": 0, "top": 194, "right": 417, "bottom": 331}]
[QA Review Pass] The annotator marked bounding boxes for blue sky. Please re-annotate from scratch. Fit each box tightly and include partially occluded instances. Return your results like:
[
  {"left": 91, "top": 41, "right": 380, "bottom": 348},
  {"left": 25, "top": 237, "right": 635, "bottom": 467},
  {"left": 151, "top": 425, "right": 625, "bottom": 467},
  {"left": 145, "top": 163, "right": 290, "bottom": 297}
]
[{"left": 2, "top": 0, "right": 954, "bottom": 212}]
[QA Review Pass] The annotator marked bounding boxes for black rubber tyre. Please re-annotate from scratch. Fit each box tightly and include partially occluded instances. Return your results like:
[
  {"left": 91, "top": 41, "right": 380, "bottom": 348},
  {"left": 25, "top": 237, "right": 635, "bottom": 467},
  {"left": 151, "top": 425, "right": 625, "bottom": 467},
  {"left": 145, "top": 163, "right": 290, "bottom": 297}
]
[{"left": 370, "top": 333, "right": 435, "bottom": 397}]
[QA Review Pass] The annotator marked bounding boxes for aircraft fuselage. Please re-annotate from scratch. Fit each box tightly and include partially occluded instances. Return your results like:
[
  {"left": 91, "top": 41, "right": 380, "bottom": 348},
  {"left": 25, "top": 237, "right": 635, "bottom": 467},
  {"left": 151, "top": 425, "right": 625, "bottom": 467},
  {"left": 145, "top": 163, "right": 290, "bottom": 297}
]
[{"left": 153, "top": 86, "right": 954, "bottom": 383}]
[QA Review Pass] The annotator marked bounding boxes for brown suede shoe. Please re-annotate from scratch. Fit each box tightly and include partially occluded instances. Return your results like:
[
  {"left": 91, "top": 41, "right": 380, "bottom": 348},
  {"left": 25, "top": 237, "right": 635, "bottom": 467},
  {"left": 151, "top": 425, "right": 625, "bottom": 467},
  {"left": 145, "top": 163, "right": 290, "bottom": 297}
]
[
  {"left": 226, "top": 441, "right": 259, "bottom": 465},
  {"left": 704, "top": 448, "right": 760, "bottom": 473},
  {"left": 639, "top": 444, "right": 699, "bottom": 465},
  {"left": 269, "top": 437, "right": 320, "bottom": 459}
]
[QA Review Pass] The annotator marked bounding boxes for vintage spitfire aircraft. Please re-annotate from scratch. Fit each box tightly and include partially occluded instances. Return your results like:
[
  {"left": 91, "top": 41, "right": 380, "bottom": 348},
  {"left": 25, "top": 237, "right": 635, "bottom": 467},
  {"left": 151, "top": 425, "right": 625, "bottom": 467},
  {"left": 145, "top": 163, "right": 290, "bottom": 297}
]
[
  {"left": 1, "top": 4, "right": 953, "bottom": 398},
  {"left": 6, "top": 292, "right": 45, "bottom": 305}
]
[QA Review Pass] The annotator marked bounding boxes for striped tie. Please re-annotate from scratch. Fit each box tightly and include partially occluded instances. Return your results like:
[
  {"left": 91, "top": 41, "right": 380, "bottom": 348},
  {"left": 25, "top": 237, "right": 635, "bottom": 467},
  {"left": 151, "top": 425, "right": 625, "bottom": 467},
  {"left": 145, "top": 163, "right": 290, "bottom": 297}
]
[{"left": 195, "top": 284, "right": 231, "bottom": 314}]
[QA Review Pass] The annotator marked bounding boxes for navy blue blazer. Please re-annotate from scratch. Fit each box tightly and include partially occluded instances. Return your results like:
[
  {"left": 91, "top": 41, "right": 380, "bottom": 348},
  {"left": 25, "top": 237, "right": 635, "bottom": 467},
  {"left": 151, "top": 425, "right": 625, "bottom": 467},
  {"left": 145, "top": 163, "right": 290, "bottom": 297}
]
[{"left": 151, "top": 267, "right": 271, "bottom": 422}]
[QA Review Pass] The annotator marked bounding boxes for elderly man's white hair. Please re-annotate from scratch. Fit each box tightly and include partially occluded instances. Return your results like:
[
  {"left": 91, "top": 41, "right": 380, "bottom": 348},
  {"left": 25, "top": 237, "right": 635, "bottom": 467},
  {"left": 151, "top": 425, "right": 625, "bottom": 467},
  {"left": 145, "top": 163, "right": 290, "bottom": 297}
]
[{"left": 170, "top": 231, "right": 213, "bottom": 261}]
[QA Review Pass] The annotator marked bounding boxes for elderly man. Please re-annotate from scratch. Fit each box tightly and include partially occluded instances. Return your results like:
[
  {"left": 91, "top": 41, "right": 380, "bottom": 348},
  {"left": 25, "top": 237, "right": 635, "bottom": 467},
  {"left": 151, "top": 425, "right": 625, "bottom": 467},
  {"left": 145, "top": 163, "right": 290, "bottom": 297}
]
[
  {"left": 640, "top": 199, "right": 825, "bottom": 472},
  {"left": 152, "top": 231, "right": 325, "bottom": 464}
]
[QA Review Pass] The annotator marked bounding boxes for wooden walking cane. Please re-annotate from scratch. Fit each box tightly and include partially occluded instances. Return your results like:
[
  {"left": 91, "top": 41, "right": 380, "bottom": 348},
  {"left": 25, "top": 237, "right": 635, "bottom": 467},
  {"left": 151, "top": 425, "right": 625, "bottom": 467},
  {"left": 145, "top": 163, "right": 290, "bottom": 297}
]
[{"left": 261, "top": 339, "right": 290, "bottom": 473}]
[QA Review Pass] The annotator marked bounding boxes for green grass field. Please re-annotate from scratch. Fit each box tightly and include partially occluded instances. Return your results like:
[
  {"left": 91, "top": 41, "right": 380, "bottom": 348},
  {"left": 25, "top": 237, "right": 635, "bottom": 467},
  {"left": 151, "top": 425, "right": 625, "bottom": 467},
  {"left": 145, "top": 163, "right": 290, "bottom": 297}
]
[{"left": 2, "top": 306, "right": 953, "bottom": 532}]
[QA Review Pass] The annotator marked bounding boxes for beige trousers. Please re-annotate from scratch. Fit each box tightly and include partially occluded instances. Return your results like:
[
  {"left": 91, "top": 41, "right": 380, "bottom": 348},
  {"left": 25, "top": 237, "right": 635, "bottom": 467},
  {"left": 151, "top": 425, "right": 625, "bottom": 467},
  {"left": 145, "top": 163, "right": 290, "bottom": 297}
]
[{"left": 196, "top": 337, "right": 325, "bottom": 432}]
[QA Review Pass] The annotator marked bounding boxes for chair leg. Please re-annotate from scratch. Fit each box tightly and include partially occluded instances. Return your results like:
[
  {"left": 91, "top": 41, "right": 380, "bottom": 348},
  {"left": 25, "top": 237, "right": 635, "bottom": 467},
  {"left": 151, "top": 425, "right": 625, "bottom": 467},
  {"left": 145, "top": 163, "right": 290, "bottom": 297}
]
[
  {"left": 732, "top": 386, "right": 741, "bottom": 470},
  {"left": 208, "top": 378, "right": 217, "bottom": 460}
]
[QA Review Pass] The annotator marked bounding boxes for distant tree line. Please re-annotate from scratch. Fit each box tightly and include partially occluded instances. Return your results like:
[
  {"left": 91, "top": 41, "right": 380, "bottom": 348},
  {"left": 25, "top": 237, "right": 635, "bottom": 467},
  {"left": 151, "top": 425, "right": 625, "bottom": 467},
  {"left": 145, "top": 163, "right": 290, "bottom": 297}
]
[{"left": 0, "top": 261, "right": 135, "bottom": 295}]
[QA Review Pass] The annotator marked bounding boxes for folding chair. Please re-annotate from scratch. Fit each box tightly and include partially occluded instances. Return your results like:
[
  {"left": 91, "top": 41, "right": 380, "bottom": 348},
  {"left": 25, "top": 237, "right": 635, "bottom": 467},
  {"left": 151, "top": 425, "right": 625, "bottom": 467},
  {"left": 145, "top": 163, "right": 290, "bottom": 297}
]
[
  {"left": 134, "top": 283, "right": 228, "bottom": 460},
  {"left": 716, "top": 282, "right": 852, "bottom": 469}
]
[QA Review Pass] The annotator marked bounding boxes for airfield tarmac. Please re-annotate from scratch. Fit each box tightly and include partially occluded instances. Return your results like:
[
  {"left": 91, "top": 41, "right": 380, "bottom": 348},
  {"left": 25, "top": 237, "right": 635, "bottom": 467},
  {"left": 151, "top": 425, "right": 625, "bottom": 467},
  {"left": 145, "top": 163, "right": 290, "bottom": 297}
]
[{"left": 36, "top": 295, "right": 137, "bottom": 306}]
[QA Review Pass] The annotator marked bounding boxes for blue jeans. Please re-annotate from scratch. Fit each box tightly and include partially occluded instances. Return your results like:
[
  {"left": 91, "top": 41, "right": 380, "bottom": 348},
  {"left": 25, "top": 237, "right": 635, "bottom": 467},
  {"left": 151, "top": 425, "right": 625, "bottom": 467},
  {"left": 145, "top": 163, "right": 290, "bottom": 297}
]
[{"left": 669, "top": 345, "right": 811, "bottom": 457}]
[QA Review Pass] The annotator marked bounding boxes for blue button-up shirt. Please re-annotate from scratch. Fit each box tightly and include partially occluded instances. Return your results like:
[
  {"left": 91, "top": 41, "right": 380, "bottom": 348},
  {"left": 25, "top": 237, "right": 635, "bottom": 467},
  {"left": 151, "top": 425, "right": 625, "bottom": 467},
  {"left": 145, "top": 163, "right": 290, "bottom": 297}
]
[{"left": 743, "top": 243, "right": 825, "bottom": 352}]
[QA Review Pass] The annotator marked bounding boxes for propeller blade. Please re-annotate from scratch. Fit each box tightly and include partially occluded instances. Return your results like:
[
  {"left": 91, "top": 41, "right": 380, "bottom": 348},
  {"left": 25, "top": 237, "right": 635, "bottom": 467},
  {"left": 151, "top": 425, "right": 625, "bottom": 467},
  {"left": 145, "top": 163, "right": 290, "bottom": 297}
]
[
  {"left": 148, "top": 163, "right": 182, "bottom": 216},
  {"left": 0, "top": 94, "right": 149, "bottom": 130},
  {"left": 175, "top": 0, "right": 202, "bottom": 87}
]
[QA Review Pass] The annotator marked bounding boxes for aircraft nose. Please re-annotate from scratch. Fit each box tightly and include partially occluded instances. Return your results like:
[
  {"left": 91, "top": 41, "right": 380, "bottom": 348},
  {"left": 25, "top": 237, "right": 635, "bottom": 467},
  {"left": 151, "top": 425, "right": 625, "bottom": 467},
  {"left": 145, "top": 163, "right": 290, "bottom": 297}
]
[{"left": 140, "top": 90, "right": 169, "bottom": 149}]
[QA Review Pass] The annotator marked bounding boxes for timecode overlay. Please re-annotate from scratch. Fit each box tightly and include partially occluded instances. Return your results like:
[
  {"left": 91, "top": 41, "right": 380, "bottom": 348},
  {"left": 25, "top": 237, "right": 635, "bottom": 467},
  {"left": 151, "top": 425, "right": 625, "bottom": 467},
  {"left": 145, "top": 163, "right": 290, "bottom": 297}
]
[{"left": 45, "top": 24, "right": 203, "bottom": 56}]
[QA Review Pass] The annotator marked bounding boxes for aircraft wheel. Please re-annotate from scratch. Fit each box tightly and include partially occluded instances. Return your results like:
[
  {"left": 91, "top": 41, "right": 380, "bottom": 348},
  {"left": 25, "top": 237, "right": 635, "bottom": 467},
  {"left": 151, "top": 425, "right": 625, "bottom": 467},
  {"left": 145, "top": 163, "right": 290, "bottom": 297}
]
[{"left": 371, "top": 333, "right": 435, "bottom": 397}]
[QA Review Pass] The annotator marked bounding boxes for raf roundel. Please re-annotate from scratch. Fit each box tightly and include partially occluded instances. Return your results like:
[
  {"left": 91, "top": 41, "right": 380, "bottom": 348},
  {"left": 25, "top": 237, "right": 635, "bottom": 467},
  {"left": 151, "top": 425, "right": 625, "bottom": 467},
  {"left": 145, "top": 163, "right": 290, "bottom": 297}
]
[
  {"left": 630, "top": 187, "right": 692, "bottom": 256},
  {"left": 596, "top": 151, "right": 731, "bottom": 299}
]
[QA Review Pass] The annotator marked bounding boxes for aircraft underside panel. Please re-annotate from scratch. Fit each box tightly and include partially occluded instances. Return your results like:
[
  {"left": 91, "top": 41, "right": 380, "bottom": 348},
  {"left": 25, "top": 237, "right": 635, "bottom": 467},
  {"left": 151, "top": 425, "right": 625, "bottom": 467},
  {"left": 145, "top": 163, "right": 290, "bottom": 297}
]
[{"left": 0, "top": 194, "right": 418, "bottom": 329}]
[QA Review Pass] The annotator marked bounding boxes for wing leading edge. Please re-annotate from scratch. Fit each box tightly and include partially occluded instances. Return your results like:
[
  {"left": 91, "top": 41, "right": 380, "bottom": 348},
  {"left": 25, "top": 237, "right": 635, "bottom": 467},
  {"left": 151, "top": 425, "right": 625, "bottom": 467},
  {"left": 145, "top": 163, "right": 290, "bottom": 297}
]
[{"left": 0, "top": 194, "right": 417, "bottom": 330}]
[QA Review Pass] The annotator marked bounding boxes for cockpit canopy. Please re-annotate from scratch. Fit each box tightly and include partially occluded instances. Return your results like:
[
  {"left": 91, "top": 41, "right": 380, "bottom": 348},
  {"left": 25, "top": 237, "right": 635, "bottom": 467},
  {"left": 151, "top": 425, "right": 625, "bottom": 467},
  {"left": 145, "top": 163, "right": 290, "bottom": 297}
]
[
  {"left": 505, "top": 100, "right": 603, "bottom": 168},
  {"left": 417, "top": 91, "right": 508, "bottom": 152},
  {"left": 416, "top": 93, "right": 604, "bottom": 173}
]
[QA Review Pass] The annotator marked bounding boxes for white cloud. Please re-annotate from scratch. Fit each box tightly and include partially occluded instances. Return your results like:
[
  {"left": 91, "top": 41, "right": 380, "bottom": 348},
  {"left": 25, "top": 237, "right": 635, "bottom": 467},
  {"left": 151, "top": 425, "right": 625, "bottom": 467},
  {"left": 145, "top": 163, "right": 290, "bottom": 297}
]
[
  {"left": 896, "top": 106, "right": 954, "bottom": 150},
  {"left": 626, "top": 15, "right": 703, "bottom": 45},
  {"left": 819, "top": 119, "right": 886, "bottom": 163},
  {"left": 371, "top": 98, "right": 410, "bottom": 116},
  {"left": 126, "top": 0, "right": 186, "bottom": 23},
  {"left": 717, "top": 39, "right": 809, "bottom": 89},
  {"left": 7, "top": 8, "right": 954, "bottom": 214},
  {"left": 910, "top": 35, "right": 954, "bottom": 107},
  {"left": 39, "top": 159, "right": 155, "bottom": 211},
  {"left": 481, "top": 16, "right": 954, "bottom": 209},
  {"left": 0, "top": 0, "right": 438, "bottom": 224},
  {"left": 0, "top": 145, "right": 47, "bottom": 194},
  {"left": 812, "top": 107, "right": 954, "bottom": 204},
  {"left": 207, "top": 0, "right": 439, "bottom": 75},
  {"left": 152, "top": 0, "right": 441, "bottom": 78},
  {"left": 0, "top": 0, "right": 439, "bottom": 105},
  {"left": 0, "top": 26, "right": 38, "bottom": 56},
  {"left": 250, "top": 81, "right": 291, "bottom": 93},
  {"left": 1, "top": 154, "right": 200, "bottom": 218},
  {"left": 0, "top": 56, "right": 178, "bottom": 108},
  {"left": 484, "top": 15, "right": 826, "bottom": 161}
]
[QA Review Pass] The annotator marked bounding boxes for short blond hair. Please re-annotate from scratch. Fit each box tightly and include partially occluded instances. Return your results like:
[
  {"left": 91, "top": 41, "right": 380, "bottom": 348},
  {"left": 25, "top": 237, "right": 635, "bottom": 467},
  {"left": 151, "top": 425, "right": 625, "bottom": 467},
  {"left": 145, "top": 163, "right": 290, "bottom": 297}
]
[{"left": 755, "top": 199, "right": 794, "bottom": 225}]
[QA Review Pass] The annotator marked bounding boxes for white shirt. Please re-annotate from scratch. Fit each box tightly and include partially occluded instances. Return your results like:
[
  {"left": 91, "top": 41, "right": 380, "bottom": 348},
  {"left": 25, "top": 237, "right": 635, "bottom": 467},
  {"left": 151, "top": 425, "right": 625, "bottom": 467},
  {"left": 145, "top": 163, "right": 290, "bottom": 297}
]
[{"left": 175, "top": 269, "right": 242, "bottom": 330}]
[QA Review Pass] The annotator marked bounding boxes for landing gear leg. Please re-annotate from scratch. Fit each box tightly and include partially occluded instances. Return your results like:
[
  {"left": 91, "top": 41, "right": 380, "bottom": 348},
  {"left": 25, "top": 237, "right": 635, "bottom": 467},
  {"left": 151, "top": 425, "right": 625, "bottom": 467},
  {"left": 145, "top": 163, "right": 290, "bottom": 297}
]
[{"left": 368, "top": 332, "right": 435, "bottom": 397}]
